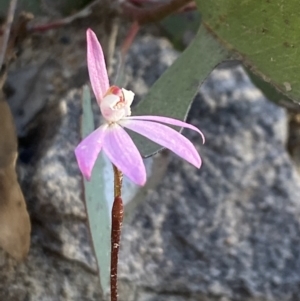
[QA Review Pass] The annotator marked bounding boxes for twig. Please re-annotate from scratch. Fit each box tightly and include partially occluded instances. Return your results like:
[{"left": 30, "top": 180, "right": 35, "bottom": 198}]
[
  {"left": 0, "top": 0, "right": 18, "bottom": 68},
  {"left": 106, "top": 18, "right": 120, "bottom": 75},
  {"left": 27, "top": 0, "right": 100, "bottom": 32},
  {"left": 120, "top": 21, "right": 139, "bottom": 57},
  {"left": 111, "top": 165, "right": 123, "bottom": 301},
  {"left": 121, "top": 0, "right": 193, "bottom": 25},
  {"left": 115, "top": 21, "right": 140, "bottom": 86}
]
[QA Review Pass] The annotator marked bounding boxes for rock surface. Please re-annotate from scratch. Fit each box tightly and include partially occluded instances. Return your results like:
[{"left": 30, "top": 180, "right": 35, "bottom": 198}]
[
  {"left": 1, "top": 30, "right": 300, "bottom": 301},
  {"left": 118, "top": 43, "right": 300, "bottom": 300}
]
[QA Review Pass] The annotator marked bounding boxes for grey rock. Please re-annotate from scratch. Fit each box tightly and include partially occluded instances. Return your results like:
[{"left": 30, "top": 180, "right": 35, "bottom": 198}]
[
  {"left": 7, "top": 60, "right": 60, "bottom": 136},
  {"left": 117, "top": 37, "right": 300, "bottom": 301},
  {"left": 0, "top": 90, "right": 103, "bottom": 301}
]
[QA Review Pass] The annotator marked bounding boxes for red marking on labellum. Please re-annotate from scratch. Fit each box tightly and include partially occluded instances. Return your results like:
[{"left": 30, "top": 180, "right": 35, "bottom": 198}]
[
  {"left": 111, "top": 196, "right": 124, "bottom": 301},
  {"left": 105, "top": 85, "right": 125, "bottom": 102}
]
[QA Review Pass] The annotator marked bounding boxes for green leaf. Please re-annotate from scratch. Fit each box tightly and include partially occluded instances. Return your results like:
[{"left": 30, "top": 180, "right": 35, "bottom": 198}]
[
  {"left": 81, "top": 86, "right": 111, "bottom": 295},
  {"left": 132, "top": 25, "right": 229, "bottom": 157},
  {"left": 195, "top": 0, "right": 300, "bottom": 103},
  {"left": 244, "top": 65, "right": 293, "bottom": 107}
]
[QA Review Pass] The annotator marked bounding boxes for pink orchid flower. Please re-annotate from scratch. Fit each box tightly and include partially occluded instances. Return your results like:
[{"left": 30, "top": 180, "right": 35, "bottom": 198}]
[{"left": 75, "top": 28, "right": 204, "bottom": 186}]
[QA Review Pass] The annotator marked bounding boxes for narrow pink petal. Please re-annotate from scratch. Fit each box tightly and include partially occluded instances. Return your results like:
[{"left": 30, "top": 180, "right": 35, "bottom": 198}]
[
  {"left": 102, "top": 124, "right": 146, "bottom": 186},
  {"left": 124, "top": 115, "right": 205, "bottom": 143},
  {"left": 120, "top": 119, "right": 202, "bottom": 168},
  {"left": 75, "top": 125, "right": 107, "bottom": 180},
  {"left": 86, "top": 28, "right": 110, "bottom": 103}
]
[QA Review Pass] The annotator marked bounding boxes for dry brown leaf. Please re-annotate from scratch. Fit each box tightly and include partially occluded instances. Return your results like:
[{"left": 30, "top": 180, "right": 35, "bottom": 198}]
[
  {"left": 0, "top": 165, "right": 31, "bottom": 261},
  {"left": 0, "top": 95, "right": 31, "bottom": 261},
  {"left": 0, "top": 91, "right": 17, "bottom": 167}
]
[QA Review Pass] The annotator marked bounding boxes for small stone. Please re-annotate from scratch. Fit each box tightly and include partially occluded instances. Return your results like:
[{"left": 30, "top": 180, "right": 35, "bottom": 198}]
[{"left": 208, "top": 282, "right": 225, "bottom": 296}]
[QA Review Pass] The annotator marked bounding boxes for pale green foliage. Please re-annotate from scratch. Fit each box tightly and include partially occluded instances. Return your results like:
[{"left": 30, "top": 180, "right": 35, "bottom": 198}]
[{"left": 81, "top": 86, "right": 111, "bottom": 295}]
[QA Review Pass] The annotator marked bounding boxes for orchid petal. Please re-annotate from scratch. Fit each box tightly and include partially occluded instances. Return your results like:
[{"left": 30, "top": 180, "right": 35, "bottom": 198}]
[
  {"left": 122, "top": 88, "right": 135, "bottom": 107},
  {"left": 75, "top": 125, "right": 107, "bottom": 180},
  {"left": 120, "top": 119, "right": 202, "bottom": 168},
  {"left": 86, "top": 28, "right": 109, "bottom": 103},
  {"left": 124, "top": 115, "right": 205, "bottom": 143},
  {"left": 102, "top": 124, "right": 146, "bottom": 185}
]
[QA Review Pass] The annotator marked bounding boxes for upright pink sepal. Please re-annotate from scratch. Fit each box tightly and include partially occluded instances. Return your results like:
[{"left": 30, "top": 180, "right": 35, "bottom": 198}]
[{"left": 86, "top": 28, "right": 110, "bottom": 103}]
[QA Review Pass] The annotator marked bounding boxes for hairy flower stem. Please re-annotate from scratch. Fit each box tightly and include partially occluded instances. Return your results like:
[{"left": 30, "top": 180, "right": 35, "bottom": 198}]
[
  {"left": 113, "top": 165, "right": 123, "bottom": 198},
  {"left": 111, "top": 165, "right": 123, "bottom": 301}
]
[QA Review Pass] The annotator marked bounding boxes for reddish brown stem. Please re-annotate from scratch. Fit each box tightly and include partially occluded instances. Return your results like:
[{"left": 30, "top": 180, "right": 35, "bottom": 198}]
[
  {"left": 111, "top": 165, "right": 123, "bottom": 301},
  {"left": 113, "top": 165, "right": 123, "bottom": 199},
  {"left": 28, "top": 21, "right": 66, "bottom": 33},
  {"left": 121, "top": 21, "right": 140, "bottom": 57},
  {"left": 121, "top": 0, "right": 193, "bottom": 25},
  {"left": 111, "top": 196, "right": 124, "bottom": 301}
]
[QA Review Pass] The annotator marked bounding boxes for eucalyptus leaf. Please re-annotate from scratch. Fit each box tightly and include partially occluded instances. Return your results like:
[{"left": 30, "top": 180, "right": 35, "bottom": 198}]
[
  {"left": 132, "top": 25, "right": 229, "bottom": 157},
  {"left": 244, "top": 66, "right": 294, "bottom": 108},
  {"left": 196, "top": 0, "right": 300, "bottom": 104},
  {"left": 81, "top": 86, "right": 111, "bottom": 295}
]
